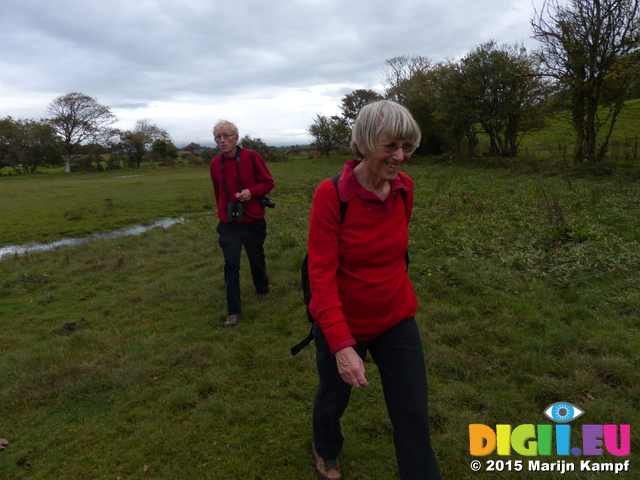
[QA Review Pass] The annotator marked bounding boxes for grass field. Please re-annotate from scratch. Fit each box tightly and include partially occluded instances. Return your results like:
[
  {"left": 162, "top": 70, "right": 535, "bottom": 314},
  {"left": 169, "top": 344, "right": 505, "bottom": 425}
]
[{"left": 1, "top": 155, "right": 639, "bottom": 479}]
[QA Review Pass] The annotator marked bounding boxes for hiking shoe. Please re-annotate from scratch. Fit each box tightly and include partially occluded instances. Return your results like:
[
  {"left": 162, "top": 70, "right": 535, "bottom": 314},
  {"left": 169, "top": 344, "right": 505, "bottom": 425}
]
[
  {"left": 258, "top": 293, "right": 269, "bottom": 302},
  {"left": 224, "top": 314, "right": 242, "bottom": 328},
  {"left": 312, "top": 444, "right": 343, "bottom": 480}
]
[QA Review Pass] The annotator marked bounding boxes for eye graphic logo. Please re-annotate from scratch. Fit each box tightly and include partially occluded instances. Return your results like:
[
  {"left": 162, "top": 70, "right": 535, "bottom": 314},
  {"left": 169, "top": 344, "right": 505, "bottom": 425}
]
[{"left": 544, "top": 402, "right": 584, "bottom": 423}]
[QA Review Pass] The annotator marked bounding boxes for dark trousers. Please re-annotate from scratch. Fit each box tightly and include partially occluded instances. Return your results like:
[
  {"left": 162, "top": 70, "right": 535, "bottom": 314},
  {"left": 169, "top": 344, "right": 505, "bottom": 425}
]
[
  {"left": 216, "top": 219, "right": 269, "bottom": 315},
  {"left": 313, "top": 317, "right": 441, "bottom": 480}
]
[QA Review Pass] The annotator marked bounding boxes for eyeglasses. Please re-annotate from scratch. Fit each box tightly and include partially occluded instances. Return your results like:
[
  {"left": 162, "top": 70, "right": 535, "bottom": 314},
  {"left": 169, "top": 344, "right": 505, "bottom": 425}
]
[
  {"left": 214, "top": 133, "right": 236, "bottom": 141},
  {"left": 379, "top": 143, "right": 415, "bottom": 154}
]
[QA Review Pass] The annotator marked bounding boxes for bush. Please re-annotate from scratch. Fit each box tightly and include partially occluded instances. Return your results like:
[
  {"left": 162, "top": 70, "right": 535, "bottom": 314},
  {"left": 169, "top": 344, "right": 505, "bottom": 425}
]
[{"left": 240, "top": 135, "right": 287, "bottom": 162}]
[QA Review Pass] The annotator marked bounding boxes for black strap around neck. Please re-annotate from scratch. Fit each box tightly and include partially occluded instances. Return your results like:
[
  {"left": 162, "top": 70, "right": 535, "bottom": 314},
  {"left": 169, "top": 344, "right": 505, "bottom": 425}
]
[{"left": 220, "top": 148, "right": 243, "bottom": 202}]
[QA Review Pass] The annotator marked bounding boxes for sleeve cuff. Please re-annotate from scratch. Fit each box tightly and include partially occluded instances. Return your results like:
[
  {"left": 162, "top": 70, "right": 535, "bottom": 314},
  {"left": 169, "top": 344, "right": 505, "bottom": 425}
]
[{"left": 330, "top": 338, "right": 356, "bottom": 355}]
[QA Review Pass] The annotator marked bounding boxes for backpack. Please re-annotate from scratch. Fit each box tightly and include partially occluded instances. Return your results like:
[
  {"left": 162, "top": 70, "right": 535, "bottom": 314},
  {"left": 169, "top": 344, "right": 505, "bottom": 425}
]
[{"left": 290, "top": 173, "right": 408, "bottom": 356}]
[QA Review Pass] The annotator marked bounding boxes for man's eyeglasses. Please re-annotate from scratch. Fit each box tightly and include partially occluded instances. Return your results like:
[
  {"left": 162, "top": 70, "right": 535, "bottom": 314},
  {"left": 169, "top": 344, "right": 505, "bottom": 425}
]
[
  {"left": 379, "top": 143, "right": 415, "bottom": 154},
  {"left": 214, "top": 134, "right": 236, "bottom": 141}
]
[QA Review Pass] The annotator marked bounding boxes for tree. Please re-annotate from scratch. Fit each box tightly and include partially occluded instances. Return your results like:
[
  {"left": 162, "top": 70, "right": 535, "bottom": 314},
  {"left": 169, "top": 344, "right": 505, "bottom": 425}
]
[
  {"left": 111, "top": 120, "right": 170, "bottom": 168},
  {"left": 200, "top": 146, "right": 219, "bottom": 163},
  {"left": 340, "top": 89, "right": 383, "bottom": 127},
  {"left": 0, "top": 117, "right": 62, "bottom": 173},
  {"left": 132, "top": 119, "right": 170, "bottom": 159},
  {"left": 307, "top": 115, "right": 350, "bottom": 157},
  {"left": 457, "top": 41, "right": 550, "bottom": 156},
  {"left": 0, "top": 117, "right": 14, "bottom": 170},
  {"left": 117, "top": 129, "right": 146, "bottom": 168},
  {"left": 46, "top": 92, "right": 116, "bottom": 172},
  {"left": 183, "top": 142, "right": 202, "bottom": 153},
  {"left": 383, "top": 55, "right": 432, "bottom": 103},
  {"left": 531, "top": 0, "right": 640, "bottom": 162},
  {"left": 425, "top": 62, "right": 481, "bottom": 156},
  {"left": 382, "top": 55, "right": 447, "bottom": 155},
  {"left": 151, "top": 139, "right": 178, "bottom": 164},
  {"left": 240, "top": 135, "right": 285, "bottom": 162}
]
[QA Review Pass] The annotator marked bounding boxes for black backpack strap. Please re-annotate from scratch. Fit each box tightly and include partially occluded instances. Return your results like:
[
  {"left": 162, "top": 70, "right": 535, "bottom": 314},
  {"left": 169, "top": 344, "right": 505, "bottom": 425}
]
[
  {"left": 249, "top": 150, "right": 257, "bottom": 183},
  {"left": 290, "top": 326, "right": 314, "bottom": 356},
  {"left": 329, "top": 173, "right": 348, "bottom": 223},
  {"left": 292, "top": 173, "right": 347, "bottom": 357}
]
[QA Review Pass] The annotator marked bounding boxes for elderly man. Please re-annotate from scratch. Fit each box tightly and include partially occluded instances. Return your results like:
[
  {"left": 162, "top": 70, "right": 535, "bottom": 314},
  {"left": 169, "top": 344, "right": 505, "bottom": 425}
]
[{"left": 209, "top": 120, "right": 275, "bottom": 327}]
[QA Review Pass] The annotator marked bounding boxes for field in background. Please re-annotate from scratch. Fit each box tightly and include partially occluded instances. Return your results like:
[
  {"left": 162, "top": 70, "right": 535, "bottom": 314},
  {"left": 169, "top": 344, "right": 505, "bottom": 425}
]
[
  {"left": 518, "top": 99, "right": 640, "bottom": 163},
  {"left": 1, "top": 156, "right": 639, "bottom": 479}
]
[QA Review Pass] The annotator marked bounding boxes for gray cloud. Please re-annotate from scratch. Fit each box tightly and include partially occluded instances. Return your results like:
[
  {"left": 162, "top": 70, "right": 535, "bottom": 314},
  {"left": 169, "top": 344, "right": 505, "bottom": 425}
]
[{"left": 0, "top": 0, "right": 542, "bottom": 146}]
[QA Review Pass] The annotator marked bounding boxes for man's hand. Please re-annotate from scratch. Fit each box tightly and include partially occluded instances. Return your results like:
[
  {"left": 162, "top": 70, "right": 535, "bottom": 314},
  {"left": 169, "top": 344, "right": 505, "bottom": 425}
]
[
  {"left": 235, "top": 189, "right": 252, "bottom": 202},
  {"left": 335, "top": 347, "right": 369, "bottom": 390}
]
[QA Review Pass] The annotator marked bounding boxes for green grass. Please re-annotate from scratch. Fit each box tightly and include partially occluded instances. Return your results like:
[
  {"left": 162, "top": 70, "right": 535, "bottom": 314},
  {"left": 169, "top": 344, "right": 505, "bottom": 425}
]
[
  {"left": 1, "top": 157, "right": 639, "bottom": 479},
  {"left": 0, "top": 168, "right": 216, "bottom": 247}
]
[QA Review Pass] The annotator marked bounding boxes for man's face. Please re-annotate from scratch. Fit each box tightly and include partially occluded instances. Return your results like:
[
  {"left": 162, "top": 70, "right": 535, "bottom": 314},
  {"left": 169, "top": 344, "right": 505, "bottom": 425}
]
[{"left": 214, "top": 126, "right": 238, "bottom": 158}]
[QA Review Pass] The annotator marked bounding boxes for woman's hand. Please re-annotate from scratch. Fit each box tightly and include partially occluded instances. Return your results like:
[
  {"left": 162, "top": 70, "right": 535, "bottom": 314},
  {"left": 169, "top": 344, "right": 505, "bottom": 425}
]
[{"left": 335, "top": 347, "right": 369, "bottom": 390}]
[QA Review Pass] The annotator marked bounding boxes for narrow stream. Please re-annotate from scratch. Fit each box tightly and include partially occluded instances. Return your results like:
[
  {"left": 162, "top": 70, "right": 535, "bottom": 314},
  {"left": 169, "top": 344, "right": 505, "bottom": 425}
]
[{"left": 0, "top": 217, "right": 185, "bottom": 260}]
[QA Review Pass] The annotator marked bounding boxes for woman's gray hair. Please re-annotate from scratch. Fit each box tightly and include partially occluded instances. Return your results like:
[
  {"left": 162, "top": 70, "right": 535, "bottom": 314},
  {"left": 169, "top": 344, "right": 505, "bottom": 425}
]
[
  {"left": 350, "top": 100, "right": 421, "bottom": 159},
  {"left": 213, "top": 119, "right": 239, "bottom": 137}
]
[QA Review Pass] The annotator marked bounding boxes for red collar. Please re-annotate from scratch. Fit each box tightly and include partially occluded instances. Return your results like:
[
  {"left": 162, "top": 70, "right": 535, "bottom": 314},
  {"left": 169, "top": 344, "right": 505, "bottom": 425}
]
[{"left": 337, "top": 159, "right": 409, "bottom": 204}]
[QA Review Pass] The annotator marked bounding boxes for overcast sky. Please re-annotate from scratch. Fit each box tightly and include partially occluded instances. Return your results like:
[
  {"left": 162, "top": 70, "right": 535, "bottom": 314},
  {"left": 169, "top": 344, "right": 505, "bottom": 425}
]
[{"left": 1, "top": 0, "right": 544, "bottom": 147}]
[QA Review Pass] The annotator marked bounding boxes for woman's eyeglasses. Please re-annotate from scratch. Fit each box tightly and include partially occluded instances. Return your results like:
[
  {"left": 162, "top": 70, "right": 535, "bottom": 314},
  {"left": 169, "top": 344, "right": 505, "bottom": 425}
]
[{"left": 379, "top": 143, "right": 415, "bottom": 154}]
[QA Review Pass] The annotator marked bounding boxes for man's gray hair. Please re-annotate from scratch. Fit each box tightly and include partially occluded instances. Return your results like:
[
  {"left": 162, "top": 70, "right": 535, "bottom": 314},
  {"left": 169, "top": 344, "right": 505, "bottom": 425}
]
[
  {"left": 350, "top": 100, "right": 421, "bottom": 159},
  {"left": 213, "top": 119, "right": 239, "bottom": 137}
]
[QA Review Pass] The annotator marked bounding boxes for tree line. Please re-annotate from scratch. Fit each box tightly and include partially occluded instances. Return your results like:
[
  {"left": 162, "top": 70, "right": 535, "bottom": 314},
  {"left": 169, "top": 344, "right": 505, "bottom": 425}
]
[
  {"left": 308, "top": 0, "right": 640, "bottom": 164},
  {"left": 0, "top": 92, "right": 183, "bottom": 175},
  {"left": 2, "top": 0, "right": 638, "bottom": 173},
  {"left": 0, "top": 91, "right": 289, "bottom": 175}
]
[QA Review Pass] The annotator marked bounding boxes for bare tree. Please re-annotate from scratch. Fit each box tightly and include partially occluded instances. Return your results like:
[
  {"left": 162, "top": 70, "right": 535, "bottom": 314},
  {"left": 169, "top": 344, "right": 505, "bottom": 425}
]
[
  {"left": 47, "top": 92, "right": 116, "bottom": 172},
  {"left": 110, "top": 120, "right": 171, "bottom": 168},
  {"left": 132, "top": 119, "right": 170, "bottom": 154},
  {"left": 382, "top": 56, "right": 448, "bottom": 155},
  {"left": 531, "top": 0, "right": 640, "bottom": 163},
  {"left": 382, "top": 55, "right": 432, "bottom": 102}
]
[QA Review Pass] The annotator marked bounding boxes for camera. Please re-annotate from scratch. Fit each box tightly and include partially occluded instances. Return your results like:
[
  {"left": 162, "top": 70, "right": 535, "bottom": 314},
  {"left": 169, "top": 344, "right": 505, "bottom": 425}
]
[
  {"left": 260, "top": 195, "right": 276, "bottom": 209},
  {"left": 228, "top": 202, "right": 244, "bottom": 222}
]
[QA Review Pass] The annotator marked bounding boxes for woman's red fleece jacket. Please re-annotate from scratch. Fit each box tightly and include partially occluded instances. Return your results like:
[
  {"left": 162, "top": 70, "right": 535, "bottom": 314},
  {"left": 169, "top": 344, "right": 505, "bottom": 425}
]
[{"left": 307, "top": 160, "right": 417, "bottom": 354}]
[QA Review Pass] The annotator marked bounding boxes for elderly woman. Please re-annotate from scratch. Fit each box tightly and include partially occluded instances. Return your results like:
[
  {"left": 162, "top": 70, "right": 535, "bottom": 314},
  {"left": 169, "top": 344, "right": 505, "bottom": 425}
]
[{"left": 307, "top": 100, "right": 441, "bottom": 480}]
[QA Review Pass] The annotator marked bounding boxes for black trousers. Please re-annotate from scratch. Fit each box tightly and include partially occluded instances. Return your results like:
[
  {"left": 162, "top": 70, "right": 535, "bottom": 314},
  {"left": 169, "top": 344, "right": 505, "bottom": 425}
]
[
  {"left": 313, "top": 317, "right": 441, "bottom": 480},
  {"left": 216, "top": 219, "right": 269, "bottom": 315}
]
